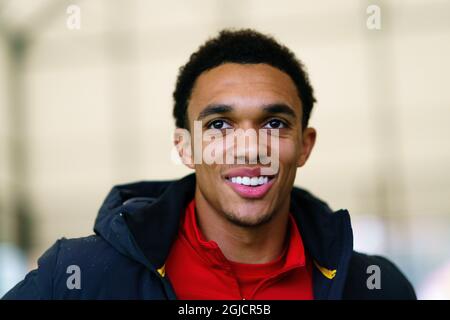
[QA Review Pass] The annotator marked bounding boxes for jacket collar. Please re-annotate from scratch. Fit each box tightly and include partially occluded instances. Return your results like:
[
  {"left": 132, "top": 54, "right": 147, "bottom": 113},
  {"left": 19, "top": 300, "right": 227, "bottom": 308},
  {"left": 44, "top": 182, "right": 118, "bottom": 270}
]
[{"left": 94, "top": 173, "right": 353, "bottom": 299}]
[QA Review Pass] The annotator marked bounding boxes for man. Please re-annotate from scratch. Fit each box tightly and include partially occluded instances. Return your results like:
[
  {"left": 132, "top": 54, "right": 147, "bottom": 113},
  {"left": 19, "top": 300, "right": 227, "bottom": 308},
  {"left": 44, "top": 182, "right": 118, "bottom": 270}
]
[{"left": 3, "top": 29, "right": 416, "bottom": 300}]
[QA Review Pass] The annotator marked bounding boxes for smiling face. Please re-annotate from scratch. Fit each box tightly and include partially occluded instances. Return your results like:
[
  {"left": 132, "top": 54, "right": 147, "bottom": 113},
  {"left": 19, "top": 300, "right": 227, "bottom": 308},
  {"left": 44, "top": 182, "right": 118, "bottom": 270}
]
[{"left": 177, "top": 63, "right": 316, "bottom": 227}]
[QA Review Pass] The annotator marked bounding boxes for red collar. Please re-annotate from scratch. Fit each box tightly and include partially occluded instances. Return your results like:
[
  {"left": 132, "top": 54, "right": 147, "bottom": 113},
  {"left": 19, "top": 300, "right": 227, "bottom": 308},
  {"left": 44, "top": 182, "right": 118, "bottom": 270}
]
[{"left": 181, "top": 199, "right": 306, "bottom": 277}]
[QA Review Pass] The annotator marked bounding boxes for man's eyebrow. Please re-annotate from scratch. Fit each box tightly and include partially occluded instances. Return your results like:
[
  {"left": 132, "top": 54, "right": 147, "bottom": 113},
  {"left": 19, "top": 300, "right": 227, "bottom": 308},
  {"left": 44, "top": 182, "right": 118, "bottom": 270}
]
[
  {"left": 262, "top": 103, "right": 297, "bottom": 119},
  {"left": 197, "top": 104, "right": 233, "bottom": 120},
  {"left": 196, "top": 103, "right": 296, "bottom": 121}
]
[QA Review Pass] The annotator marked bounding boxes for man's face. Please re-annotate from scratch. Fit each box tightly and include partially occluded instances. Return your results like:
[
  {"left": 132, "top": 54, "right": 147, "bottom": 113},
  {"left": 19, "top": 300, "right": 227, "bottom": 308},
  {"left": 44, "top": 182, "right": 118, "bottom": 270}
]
[{"left": 179, "top": 63, "right": 316, "bottom": 227}]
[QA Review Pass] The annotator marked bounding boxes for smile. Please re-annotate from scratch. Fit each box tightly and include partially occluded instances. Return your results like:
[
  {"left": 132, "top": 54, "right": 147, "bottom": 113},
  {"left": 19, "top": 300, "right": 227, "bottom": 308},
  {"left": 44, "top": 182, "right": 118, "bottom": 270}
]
[
  {"left": 228, "top": 176, "right": 270, "bottom": 186},
  {"left": 223, "top": 167, "right": 277, "bottom": 199}
]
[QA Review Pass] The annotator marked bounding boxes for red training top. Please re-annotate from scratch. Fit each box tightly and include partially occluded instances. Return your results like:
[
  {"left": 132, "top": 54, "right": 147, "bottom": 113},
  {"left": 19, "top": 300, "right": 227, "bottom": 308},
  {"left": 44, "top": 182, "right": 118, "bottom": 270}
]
[{"left": 165, "top": 200, "right": 313, "bottom": 300}]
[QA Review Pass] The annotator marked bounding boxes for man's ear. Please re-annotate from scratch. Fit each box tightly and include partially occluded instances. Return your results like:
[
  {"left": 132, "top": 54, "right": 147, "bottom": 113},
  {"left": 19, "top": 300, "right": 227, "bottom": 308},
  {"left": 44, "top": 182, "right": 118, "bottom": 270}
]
[
  {"left": 174, "top": 128, "right": 195, "bottom": 169},
  {"left": 297, "top": 127, "right": 316, "bottom": 167}
]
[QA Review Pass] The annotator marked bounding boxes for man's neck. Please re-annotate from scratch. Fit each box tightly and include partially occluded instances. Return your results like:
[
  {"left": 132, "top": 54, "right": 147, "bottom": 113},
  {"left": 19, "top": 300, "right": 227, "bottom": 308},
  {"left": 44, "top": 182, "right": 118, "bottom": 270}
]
[{"left": 194, "top": 189, "right": 290, "bottom": 264}]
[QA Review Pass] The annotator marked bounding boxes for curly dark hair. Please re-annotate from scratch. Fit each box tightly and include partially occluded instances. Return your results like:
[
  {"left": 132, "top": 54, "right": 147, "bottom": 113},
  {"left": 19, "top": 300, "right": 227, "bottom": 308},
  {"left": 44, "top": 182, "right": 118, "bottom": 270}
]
[{"left": 173, "top": 29, "right": 316, "bottom": 130}]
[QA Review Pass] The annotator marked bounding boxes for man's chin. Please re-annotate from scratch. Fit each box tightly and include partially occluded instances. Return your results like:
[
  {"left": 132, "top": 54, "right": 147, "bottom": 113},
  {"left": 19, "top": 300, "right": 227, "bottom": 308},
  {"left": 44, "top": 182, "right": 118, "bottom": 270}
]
[{"left": 222, "top": 208, "right": 274, "bottom": 228}]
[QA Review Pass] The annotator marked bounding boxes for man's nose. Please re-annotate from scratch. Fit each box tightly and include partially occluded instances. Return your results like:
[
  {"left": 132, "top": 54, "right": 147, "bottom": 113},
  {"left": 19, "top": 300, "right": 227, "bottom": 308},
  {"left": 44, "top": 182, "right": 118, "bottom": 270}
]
[{"left": 235, "top": 136, "right": 259, "bottom": 164}]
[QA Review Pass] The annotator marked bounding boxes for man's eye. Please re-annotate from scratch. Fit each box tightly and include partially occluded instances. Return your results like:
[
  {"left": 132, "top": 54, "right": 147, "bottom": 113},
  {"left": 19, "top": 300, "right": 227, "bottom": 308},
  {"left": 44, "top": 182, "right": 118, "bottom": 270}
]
[
  {"left": 207, "top": 120, "right": 232, "bottom": 130},
  {"left": 263, "top": 119, "right": 286, "bottom": 129}
]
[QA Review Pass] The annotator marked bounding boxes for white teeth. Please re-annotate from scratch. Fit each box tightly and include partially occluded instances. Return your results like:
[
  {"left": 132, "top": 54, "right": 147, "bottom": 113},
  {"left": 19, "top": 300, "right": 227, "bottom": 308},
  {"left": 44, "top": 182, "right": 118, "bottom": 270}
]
[{"left": 229, "top": 176, "right": 271, "bottom": 186}]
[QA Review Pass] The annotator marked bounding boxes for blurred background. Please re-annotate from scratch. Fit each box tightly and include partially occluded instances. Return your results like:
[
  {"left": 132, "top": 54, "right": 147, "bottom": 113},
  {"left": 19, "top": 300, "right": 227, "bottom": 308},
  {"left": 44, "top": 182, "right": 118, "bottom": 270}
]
[{"left": 0, "top": 0, "right": 449, "bottom": 299}]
